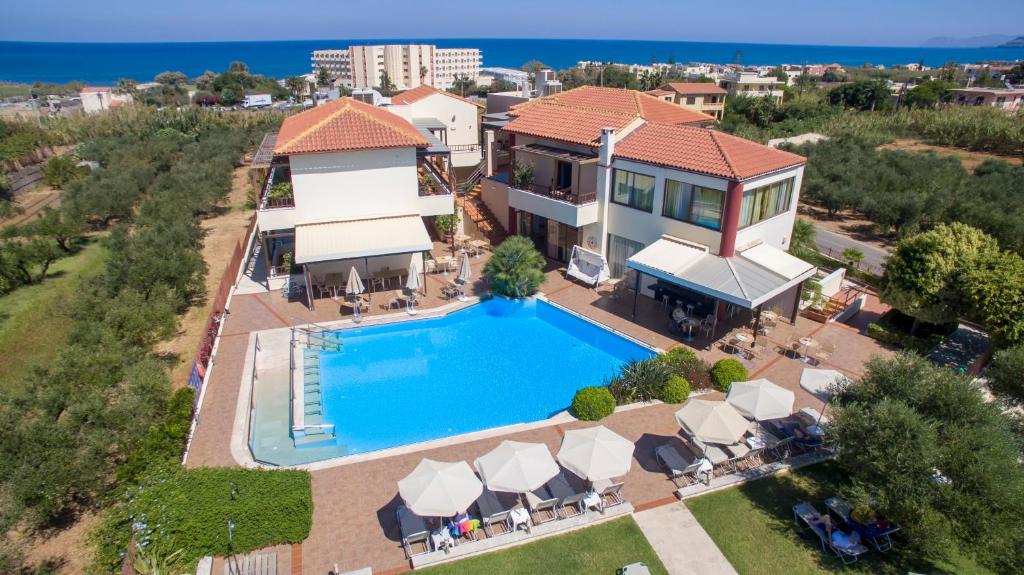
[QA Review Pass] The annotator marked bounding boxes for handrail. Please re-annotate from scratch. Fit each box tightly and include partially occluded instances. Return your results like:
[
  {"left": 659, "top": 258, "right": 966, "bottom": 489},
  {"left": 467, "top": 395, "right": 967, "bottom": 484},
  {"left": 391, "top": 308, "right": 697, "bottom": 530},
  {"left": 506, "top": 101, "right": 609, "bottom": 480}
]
[
  {"left": 420, "top": 161, "right": 453, "bottom": 196},
  {"left": 246, "top": 333, "right": 261, "bottom": 462},
  {"left": 513, "top": 182, "right": 597, "bottom": 205}
]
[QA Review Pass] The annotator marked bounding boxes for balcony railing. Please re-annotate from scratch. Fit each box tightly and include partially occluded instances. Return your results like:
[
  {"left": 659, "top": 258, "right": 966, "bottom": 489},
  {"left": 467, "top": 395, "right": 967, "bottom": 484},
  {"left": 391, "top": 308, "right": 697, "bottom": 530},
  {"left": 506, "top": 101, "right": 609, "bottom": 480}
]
[
  {"left": 450, "top": 144, "right": 482, "bottom": 153},
  {"left": 419, "top": 160, "right": 454, "bottom": 197},
  {"left": 515, "top": 183, "right": 597, "bottom": 205},
  {"left": 260, "top": 165, "right": 295, "bottom": 210}
]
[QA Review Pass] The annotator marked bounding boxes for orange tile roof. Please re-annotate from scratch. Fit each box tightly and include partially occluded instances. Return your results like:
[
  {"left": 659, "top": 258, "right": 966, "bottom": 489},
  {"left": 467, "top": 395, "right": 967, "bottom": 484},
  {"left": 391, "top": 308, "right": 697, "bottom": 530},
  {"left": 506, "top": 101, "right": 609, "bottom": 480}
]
[
  {"left": 504, "top": 86, "right": 713, "bottom": 146},
  {"left": 644, "top": 89, "right": 674, "bottom": 96},
  {"left": 390, "top": 84, "right": 484, "bottom": 107},
  {"left": 274, "top": 97, "right": 428, "bottom": 155},
  {"left": 662, "top": 82, "right": 727, "bottom": 95},
  {"left": 614, "top": 123, "right": 806, "bottom": 181}
]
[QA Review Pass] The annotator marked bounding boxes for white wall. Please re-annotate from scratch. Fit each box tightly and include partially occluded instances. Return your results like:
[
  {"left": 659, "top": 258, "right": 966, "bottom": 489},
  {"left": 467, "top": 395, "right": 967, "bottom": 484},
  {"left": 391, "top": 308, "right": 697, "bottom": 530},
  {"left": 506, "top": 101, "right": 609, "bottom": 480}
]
[
  {"left": 604, "top": 158, "right": 726, "bottom": 254},
  {"left": 289, "top": 148, "right": 419, "bottom": 223},
  {"left": 734, "top": 166, "right": 804, "bottom": 252},
  {"left": 390, "top": 93, "right": 481, "bottom": 167},
  {"left": 481, "top": 177, "right": 510, "bottom": 232},
  {"left": 81, "top": 91, "right": 109, "bottom": 114}
]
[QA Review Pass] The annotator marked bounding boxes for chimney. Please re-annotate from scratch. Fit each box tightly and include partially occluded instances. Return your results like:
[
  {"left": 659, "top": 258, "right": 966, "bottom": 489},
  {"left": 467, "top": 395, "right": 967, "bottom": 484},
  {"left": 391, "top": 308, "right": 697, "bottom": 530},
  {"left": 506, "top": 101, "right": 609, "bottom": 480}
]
[{"left": 599, "top": 127, "right": 615, "bottom": 166}]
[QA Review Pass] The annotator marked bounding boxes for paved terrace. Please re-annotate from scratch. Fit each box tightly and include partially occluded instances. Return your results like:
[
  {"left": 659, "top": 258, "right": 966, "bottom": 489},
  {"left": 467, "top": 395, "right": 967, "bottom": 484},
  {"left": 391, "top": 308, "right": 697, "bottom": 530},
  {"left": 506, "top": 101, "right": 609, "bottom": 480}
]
[{"left": 186, "top": 252, "right": 893, "bottom": 575}]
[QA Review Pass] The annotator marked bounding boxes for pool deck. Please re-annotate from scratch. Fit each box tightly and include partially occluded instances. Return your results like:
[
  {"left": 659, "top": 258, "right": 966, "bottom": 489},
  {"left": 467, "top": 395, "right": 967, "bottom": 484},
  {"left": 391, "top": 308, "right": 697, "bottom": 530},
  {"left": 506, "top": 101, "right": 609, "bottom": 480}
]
[{"left": 186, "top": 247, "right": 894, "bottom": 575}]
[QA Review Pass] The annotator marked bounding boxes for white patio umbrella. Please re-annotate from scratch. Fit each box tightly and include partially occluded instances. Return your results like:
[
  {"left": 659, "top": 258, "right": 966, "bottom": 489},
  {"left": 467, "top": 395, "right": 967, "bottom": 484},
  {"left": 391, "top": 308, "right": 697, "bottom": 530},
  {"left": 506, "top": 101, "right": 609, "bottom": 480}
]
[
  {"left": 397, "top": 459, "right": 482, "bottom": 518},
  {"left": 474, "top": 440, "right": 558, "bottom": 494},
  {"left": 674, "top": 399, "right": 749, "bottom": 445},
  {"left": 726, "top": 378, "right": 795, "bottom": 421},
  {"left": 346, "top": 266, "right": 365, "bottom": 321},
  {"left": 557, "top": 425, "right": 635, "bottom": 482},
  {"left": 405, "top": 257, "right": 421, "bottom": 315},
  {"left": 455, "top": 251, "right": 472, "bottom": 302},
  {"left": 799, "top": 368, "right": 847, "bottom": 403}
]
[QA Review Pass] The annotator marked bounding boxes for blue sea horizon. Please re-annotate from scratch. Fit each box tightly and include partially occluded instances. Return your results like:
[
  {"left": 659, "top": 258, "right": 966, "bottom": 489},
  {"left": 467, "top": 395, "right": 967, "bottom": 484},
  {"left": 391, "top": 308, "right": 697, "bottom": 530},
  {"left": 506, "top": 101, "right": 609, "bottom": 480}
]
[{"left": 2, "top": 37, "right": 1022, "bottom": 85}]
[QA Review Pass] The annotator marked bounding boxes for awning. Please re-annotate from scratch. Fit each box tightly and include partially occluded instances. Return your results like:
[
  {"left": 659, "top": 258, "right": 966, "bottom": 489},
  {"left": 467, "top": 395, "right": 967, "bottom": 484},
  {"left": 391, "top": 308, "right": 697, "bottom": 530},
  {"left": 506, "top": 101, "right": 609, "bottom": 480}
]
[
  {"left": 626, "top": 235, "right": 816, "bottom": 309},
  {"left": 250, "top": 132, "right": 278, "bottom": 167},
  {"left": 295, "top": 215, "right": 432, "bottom": 264},
  {"left": 412, "top": 119, "right": 450, "bottom": 154}
]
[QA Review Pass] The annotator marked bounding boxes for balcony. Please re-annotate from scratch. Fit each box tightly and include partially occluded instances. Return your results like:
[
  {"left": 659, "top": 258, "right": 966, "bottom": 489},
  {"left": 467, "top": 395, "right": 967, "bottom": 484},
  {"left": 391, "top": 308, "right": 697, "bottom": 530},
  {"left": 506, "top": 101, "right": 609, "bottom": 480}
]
[
  {"left": 257, "top": 164, "right": 297, "bottom": 231},
  {"left": 509, "top": 182, "right": 598, "bottom": 228},
  {"left": 417, "top": 159, "right": 455, "bottom": 217},
  {"left": 508, "top": 143, "right": 600, "bottom": 227}
]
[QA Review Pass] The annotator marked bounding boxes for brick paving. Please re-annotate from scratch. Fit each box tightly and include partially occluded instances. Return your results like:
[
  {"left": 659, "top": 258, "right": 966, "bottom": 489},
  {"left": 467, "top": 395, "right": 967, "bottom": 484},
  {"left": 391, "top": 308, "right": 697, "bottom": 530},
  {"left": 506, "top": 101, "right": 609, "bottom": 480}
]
[{"left": 185, "top": 257, "right": 894, "bottom": 574}]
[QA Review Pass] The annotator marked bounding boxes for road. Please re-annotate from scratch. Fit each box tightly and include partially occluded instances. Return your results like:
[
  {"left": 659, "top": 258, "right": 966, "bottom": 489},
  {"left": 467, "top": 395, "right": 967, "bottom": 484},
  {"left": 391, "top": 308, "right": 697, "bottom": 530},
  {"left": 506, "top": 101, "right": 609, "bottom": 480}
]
[{"left": 813, "top": 226, "right": 890, "bottom": 274}]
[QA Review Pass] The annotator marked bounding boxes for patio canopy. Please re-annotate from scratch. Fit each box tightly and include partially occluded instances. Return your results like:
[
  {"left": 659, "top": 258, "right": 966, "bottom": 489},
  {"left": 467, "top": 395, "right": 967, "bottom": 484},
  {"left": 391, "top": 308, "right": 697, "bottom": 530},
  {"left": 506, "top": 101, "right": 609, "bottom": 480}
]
[
  {"left": 397, "top": 459, "right": 482, "bottom": 517},
  {"left": 557, "top": 425, "right": 635, "bottom": 482},
  {"left": 626, "top": 235, "right": 816, "bottom": 309},
  {"left": 474, "top": 440, "right": 559, "bottom": 494},
  {"left": 294, "top": 215, "right": 432, "bottom": 264},
  {"left": 799, "top": 368, "right": 849, "bottom": 402},
  {"left": 675, "top": 399, "right": 749, "bottom": 445},
  {"left": 726, "top": 378, "right": 795, "bottom": 421}
]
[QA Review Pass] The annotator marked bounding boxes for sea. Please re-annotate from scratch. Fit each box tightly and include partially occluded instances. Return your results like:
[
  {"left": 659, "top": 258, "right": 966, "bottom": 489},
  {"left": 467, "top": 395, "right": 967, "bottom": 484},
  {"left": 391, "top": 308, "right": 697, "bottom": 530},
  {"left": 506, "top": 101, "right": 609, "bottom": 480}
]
[{"left": 2, "top": 38, "right": 1023, "bottom": 85}]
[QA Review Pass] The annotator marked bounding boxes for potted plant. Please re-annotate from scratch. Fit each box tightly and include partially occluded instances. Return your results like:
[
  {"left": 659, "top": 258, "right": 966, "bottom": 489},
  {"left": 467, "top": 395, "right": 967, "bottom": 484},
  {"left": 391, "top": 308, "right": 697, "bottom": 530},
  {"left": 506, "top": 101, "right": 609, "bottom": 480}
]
[
  {"left": 434, "top": 201, "right": 460, "bottom": 243},
  {"left": 511, "top": 160, "right": 534, "bottom": 190}
]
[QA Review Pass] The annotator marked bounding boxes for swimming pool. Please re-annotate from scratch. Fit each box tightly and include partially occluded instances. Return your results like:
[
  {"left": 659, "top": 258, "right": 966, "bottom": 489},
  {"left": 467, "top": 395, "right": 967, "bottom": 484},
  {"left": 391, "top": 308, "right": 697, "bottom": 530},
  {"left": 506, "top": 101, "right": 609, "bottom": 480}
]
[{"left": 311, "top": 298, "right": 654, "bottom": 456}]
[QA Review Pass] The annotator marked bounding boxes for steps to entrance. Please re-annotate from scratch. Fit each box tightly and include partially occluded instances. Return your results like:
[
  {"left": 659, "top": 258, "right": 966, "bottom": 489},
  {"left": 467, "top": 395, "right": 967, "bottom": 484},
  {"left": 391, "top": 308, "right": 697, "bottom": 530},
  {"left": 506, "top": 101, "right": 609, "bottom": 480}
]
[{"left": 457, "top": 190, "right": 507, "bottom": 245}]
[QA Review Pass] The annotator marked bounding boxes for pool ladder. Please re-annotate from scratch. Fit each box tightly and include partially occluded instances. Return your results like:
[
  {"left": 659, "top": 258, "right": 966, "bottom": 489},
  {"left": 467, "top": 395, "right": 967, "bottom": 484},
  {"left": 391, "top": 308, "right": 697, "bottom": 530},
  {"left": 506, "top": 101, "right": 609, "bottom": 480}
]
[{"left": 302, "top": 349, "right": 324, "bottom": 417}]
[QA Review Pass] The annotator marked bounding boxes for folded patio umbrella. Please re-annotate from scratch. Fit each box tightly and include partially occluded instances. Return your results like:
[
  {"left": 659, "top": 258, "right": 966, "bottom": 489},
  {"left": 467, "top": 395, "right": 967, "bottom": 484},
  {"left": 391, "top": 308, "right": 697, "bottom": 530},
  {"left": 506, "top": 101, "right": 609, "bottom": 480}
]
[
  {"left": 405, "top": 256, "right": 421, "bottom": 292},
  {"left": 346, "top": 266, "right": 364, "bottom": 296},
  {"left": 455, "top": 251, "right": 472, "bottom": 301},
  {"left": 474, "top": 440, "right": 558, "bottom": 494},
  {"left": 726, "top": 378, "right": 795, "bottom": 421},
  {"left": 557, "top": 425, "right": 635, "bottom": 482},
  {"left": 674, "top": 399, "right": 749, "bottom": 445},
  {"left": 397, "top": 458, "right": 482, "bottom": 518},
  {"left": 799, "top": 368, "right": 848, "bottom": 402}
]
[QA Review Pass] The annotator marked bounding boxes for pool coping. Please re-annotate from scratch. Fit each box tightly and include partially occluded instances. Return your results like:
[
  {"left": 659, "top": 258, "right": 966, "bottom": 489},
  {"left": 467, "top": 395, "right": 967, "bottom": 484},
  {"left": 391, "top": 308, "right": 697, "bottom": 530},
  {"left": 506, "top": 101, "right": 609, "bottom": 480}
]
[{"left": 230, "top": 294, "right": 665, "bottom": 471}]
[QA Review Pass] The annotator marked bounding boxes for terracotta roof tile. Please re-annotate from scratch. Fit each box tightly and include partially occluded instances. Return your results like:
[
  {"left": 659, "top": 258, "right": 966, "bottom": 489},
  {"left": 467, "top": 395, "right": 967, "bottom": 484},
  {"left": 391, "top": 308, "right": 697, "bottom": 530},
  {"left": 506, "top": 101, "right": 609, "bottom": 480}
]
[
  {"left": 614, "top": 123, "right": 805, "bottom": 181},
  {"left": 644, "top": 89, "right": 674, "bottom": 96},
  {"left": 504, "top": 86, "right": 713, "bottom": 146},
  {"left": 274, "top": 97, "right": 428, "bottom": 155},
  {"left": 390, "top": 84, "right": 484, "bottom": 107},
  {"left": 662, "top": 82, "right": 727, "bottom": 95}
]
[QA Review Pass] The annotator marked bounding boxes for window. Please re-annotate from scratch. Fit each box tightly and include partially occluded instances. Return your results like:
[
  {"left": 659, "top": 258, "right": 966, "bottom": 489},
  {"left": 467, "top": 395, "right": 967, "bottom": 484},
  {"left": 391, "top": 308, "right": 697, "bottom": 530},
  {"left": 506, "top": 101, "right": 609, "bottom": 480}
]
[
  {"left": 739, "top": 178, "right": 794, "bottom": 227},
  {"left": 612, "top": 169, "right": 655, "bottom": 212},
  {"left": 662, "top": 180, "right": 724, "bottom": 230},
  {"left": 686, "top": 96, "right": 696, "bottom": 105},
  {"left": 608, "top": 234, "right": 645, "bottom": 278}
]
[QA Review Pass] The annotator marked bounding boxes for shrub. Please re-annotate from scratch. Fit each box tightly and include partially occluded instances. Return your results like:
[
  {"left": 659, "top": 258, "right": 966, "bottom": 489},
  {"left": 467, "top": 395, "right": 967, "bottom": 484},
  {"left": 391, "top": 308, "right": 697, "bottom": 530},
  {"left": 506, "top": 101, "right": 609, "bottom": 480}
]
[
  {"left": 986, "top": 344, "right": 1024, "bottom": 407},
  {"left": 571, "top": 386, "right": 616, "bottom": 420},
  {"left": 660, "top": 376, "right": 691, "bottom": 404},
  {"left": 92, "top": 467, "right": 313, "bottom": 572},
  {"left": 116, "top": 387, "right": 195, "bottom": 485},
  {"left": 657, "top": 347, "right": 712, "bottom": 390},
  {"left": 609, "top": 357, "right": 671, "bottom": 404},
  {"left": 484, "top": 236, "right": 546, "bottom": 298},
  {"left": 42, "top": 154, "right": 87, "bottom": 189},
  {"left": 710, "top": 358, "right": 748, "bottom": 392}
]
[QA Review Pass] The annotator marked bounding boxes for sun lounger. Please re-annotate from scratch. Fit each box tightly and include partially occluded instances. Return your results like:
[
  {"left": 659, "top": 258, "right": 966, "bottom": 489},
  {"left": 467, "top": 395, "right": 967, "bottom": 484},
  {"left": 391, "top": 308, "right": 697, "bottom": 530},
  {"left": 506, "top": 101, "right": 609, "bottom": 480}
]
[
  {"left": 597, "top": 482, "right": 625, "bottom": 511},
  {"left": 793, "top": 502, "right": 870, "bottom": 564},
  {"left": 824, "top": 496, "right": 899, "bottom": 552},
  {"left": 526, "top": 486, "right": 559, "bottom": 524},
  {"left": 396, "top": 505, "right": 431, "bottom": 559},
  {"left": 655, "top": 444, "right": 703, "bottom": 486},
  {"left": 545, "top": 471, "right": 586, "bottom": 518},
  {"left": 476, "top": 486, "right": 513, "bottom": 537}
]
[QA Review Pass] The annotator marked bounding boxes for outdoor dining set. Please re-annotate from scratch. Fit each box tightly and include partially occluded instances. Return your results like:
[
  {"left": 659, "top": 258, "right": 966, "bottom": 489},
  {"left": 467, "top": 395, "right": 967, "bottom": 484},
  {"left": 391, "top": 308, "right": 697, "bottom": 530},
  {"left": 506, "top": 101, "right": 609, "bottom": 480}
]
[
  {"left": 395, "top": 426, "right": 634, "bottom": 559},
  {"left": 655, "top": 369, "right": 848, "bottom": 488}
]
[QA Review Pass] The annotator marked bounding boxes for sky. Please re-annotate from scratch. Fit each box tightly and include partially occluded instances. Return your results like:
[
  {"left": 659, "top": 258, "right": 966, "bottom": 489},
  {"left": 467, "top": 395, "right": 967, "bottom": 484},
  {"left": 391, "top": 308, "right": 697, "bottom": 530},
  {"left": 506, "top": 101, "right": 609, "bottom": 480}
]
[{"left": 3, "top": 0, "right": 1022, "bottom": 46}]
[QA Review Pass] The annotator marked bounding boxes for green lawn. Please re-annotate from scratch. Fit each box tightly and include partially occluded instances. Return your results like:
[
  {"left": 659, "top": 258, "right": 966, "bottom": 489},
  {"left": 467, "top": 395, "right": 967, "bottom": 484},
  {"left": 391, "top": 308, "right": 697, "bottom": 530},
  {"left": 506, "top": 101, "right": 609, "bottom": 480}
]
[
  {"left": 417, "top": 517, "right": 668, "bottom": 575},
  {"left": 0, "top": 238, "right": 107, "bottom": 390},
  {"left": 0, "top": 83, "right": 31, "bottom": 98},
  {"left": 685, "top": 462, "right": 994, "bottom": 575}
]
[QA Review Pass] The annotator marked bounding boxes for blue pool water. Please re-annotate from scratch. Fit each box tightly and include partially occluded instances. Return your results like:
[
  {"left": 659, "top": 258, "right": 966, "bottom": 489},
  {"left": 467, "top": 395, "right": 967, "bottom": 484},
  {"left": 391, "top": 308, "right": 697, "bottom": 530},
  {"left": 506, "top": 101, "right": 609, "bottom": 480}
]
[{"left": 316, "top": 298, "right": 653, "bottom": 455}]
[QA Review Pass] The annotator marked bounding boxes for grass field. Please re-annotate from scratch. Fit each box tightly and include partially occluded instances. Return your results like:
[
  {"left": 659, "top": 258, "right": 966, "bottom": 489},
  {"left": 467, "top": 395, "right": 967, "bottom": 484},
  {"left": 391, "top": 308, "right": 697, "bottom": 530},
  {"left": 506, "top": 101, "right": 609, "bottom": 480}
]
[
  {"left": 685, "top": 462, "right": 993, "bottom": 575},
  {"left": 0, "top": 83, "right": 32, "bottom": 98},
  {"left": 0, "top": 237, "right": 106, "bottom": 390},
  {"left": 417, "top": 517, "right": 668, "bottom": 575}
]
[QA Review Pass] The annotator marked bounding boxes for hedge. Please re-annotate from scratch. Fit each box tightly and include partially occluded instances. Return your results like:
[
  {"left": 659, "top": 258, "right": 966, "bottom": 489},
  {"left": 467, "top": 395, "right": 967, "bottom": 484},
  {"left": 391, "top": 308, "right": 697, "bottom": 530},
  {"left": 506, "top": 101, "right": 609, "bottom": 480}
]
[
  {"left": 571, "top": 386, "right": 616, "bottom": 421},
  {"left": 116, "top": 387, "right": 195, "bottom": 485},
  {"left": 93, "top": 467, "right": 313, "bottom": 571},
  {"left": 710, "top": 358, "right": 748, "bottom": 392},
  {"left": 661, "top": 376, "right": 691, "bottom": 404}
]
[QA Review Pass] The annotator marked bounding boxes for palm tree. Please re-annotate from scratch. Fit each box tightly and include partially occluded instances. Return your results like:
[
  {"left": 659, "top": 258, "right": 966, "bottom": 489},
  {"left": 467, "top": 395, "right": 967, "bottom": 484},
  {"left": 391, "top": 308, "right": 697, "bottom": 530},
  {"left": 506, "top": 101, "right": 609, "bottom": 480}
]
[
  {"left": 790, "top": 219, "right": 817, "bottom": 259},
  {"left": 483, "top": 236, "right": 547, "bottom": 298},
  {"left": 419, "top": 65, "right": 429, "bottom": 84},
  {"left": 285, "top": 76, "right": 307, "bottom": 100}
]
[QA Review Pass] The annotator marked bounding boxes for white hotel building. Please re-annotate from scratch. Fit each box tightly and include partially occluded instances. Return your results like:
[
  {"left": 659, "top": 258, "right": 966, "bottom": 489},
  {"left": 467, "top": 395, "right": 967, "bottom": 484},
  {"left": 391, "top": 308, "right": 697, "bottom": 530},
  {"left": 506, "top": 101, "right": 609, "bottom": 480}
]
[{"left": 311, "top": 44, "right": 482, "bottom": 91}]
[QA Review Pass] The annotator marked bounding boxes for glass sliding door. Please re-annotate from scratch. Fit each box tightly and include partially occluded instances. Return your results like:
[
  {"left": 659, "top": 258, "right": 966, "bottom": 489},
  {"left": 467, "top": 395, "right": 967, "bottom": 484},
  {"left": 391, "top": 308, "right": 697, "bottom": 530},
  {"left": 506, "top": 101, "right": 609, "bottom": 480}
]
[{"left": 608, "top": 234, "right": 645, "bottom": 278}]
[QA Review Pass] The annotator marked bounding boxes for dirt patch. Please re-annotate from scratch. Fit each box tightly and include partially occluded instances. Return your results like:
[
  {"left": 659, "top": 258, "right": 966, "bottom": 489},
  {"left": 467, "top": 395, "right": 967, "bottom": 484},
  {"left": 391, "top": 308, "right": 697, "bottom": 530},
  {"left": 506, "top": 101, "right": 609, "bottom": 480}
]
[
  {"left": 157, "top": 164, "right": 254, "bottom": 388},
  {"left": 17, "top": 511, "right": 101, "bottom": 574},
  {"left": 878, "top": 139, "right": 1023, "bottom": 171},
  {"left": 797, "top": 203, "right": 896, "bottom": 251},
  {"left": 0, "top": 186, "right": 61, "bottom": 227}
]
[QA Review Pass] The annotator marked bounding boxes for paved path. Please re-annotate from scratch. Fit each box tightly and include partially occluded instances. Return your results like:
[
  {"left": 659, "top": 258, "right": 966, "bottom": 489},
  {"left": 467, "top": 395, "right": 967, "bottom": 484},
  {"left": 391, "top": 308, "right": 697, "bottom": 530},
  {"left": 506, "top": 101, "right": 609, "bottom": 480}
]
[
  {"left": 813, "top": 226, "right": 889, "bottom": 275},
  {"left": 634, "top": 503, "right": 738, "bottom": 575}
]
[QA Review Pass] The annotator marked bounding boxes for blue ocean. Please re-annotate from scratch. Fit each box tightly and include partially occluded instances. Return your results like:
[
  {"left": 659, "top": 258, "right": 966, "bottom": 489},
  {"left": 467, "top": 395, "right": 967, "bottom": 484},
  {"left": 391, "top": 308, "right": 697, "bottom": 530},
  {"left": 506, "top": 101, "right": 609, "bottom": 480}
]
[{"left": 1, "top": 38, "right": 1022, "bottom": 85}]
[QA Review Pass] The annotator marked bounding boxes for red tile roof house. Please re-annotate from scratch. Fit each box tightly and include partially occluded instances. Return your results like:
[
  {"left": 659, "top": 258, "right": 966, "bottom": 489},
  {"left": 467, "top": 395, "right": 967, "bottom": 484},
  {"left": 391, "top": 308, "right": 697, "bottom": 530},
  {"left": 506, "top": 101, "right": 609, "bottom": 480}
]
[
  {"left": 477, "top": 85, "right": 814, "bottom": 325},
  {"left": 252, "top": 96, "right": 458, "bottom": 313},
  {"left": 657, "top": 82, "right": 728, "bottom": 120}
]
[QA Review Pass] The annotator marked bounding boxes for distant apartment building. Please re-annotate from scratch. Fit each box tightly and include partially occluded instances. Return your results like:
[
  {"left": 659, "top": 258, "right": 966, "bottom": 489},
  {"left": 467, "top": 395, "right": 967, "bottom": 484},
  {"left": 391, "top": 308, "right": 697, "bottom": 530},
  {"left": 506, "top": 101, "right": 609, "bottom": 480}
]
[
  {"left": 311, "top": 45, "right": 481, "bottom": 91},
  {"left": 654, "top": 83, "right": 727, "bottom": 120},
  {"left": 719, "top": 71, "right": 785, "bottom": 103},
  {"left": 948, "top": 87, "right": 1024, "bottom": 112},
  {"left": 79, "top": 87, "right": 133, "bottom": 114}
]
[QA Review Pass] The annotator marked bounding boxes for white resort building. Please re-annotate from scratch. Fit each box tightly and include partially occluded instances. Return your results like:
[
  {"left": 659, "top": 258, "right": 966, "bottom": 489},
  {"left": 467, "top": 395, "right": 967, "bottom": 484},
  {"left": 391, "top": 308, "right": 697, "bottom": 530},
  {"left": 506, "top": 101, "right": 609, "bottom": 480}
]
[
  {"left": 479, "top": 85, "right": 814, "bottom": 324},
  {"left": 311, "top": 44, "right": 482, "bottom": 91}
]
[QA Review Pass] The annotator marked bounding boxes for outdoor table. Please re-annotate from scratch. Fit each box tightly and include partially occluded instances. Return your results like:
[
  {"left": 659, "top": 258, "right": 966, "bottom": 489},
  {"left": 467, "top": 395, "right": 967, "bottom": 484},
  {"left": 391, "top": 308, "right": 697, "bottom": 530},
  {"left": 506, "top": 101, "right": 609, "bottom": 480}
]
[
  {"left": 734, "top": 332, "right": 751, "bottom": 343},
  {"left": 372, "top": 268, "right": 406, "bottom": 289},
  {"left": 681, "top": 318, "right": 698, "bottom": 342},
  {"left": 509, "top": 507, "right": 531, "bottom": 532},
  {"left": 583, "top": 491, "right": 602, "bottom": 512},
  {"left": 324, "top": 272, "right": 344, "bottom": 298},
  {"left": 434, "top": 255, "right": 455, "bottom": 272},
  {"left": 430, "top": 529, "right": 454, "bottom": 553},
  {"left": 798, "top": 337, "right": 817, "bottom": 361},
  {"left": 468, "top": 239, "right": 488, "bottom": 256},
  {"left": 746, "top": 436, "right": 766, "bottom": 450}
]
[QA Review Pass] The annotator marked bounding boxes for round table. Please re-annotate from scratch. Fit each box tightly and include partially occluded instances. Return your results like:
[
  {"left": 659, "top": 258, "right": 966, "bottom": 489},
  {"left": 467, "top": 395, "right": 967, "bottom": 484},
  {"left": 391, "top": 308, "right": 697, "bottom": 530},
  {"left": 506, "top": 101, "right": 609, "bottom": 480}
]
[{"left": 735, "top": 332, "right": 751, "bottom": 343}]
